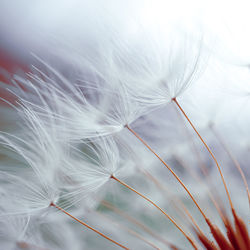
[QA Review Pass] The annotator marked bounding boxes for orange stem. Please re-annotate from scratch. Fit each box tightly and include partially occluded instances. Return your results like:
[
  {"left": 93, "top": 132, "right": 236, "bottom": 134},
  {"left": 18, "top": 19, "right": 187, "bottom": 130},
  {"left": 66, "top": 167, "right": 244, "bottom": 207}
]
[
  {"left": 97, "top": 211, "right": 160, "bottom": 250},
  {"left": 173, "top": 105, "right": 227, "bottom": 224},
  {"left": 125, "top": 124, "right": 208, "bottom": 221},
  {"left": 50, "top": 203, "right": 128, "bottom": 250},
  {"left": 174, "top": 155, "right": 226, "bottom": 224},
  {"left": 101, "top": 199, "right": 174, "bottom": 248},
  {"left": 111, "top": 175, "right": 197, "bottom": 249},
  {"left": 140, "top": 167, "right": 205, "bottom": 239},
  {"left": 210, "top": 124, "right": 250, "bottom": 208},
  {"left": 172, "top": 98, "right": 234, "bottom": 211}
]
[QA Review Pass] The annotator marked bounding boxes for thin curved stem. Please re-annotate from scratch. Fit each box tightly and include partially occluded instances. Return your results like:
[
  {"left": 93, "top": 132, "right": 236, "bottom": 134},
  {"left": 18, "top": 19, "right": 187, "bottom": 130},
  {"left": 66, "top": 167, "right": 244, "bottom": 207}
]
[
  {"left": 139, "top": 167, "right": 205, "bottom": 240},
  {"left": 174, "top": 155, "right": 226, "bottom": 224},
  {"left": 50, "top": 203, "right": 128, "bottom": 250},
  {"left": 111, "top": 175, "right": 198, "bottom": 249},
  {"left": 210, "top": 124, "right": 250, "bottom": 209},
  {"left": 125, "top": 124, "right": 208, "bottom": 221},
  {"left": 97, "top": 211, "right": 160, "bottom": 250},
  {"left": 172, "top": 98, "right": 234, "bottom": 211},
  {"left": 173, "top": 105, "right": 227, "bottom": 222},
  {"left": 101, "top": 200, "right": 172, "bottom": 247}
]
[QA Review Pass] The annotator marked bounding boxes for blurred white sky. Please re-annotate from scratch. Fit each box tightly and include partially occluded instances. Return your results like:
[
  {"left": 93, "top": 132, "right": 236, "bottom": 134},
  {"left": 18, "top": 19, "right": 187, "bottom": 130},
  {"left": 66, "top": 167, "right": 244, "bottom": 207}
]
[{"left": 0, "top": 0, "right": 250, "bottom": 65}]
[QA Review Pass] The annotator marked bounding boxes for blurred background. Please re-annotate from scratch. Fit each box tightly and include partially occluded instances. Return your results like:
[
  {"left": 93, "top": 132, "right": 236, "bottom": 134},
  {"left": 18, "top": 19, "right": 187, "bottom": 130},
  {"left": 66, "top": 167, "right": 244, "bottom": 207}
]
[{"left": 0, "top": 1, "right": 249, "bottom": 249}]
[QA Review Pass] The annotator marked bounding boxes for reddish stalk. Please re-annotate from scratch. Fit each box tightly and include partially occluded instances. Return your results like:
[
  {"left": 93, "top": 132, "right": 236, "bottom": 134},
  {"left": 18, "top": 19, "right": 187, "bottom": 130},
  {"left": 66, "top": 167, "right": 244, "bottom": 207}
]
[
  {"left": 124, "top": 228, "right": 160, "bottom": 250},
  {"left": 96, "top": 211, "right": 160, "bottom": 250},
  {"left": 101, "top": 200, "right": 177, "bottom": 249},
  {"left": 173, "top": 104, "right": 227, "bottom": 221},
  {"left": 172, "top": 98, "right": 234, "bottom": 211},
  {"left": 231, "top": 209, "right": 250, "bottom": 248},
  {"left": 110, "top": 175, "right": 198, "bottom": 249},
  {"left": 210, "top": 124, "right": 250, "bottom": 208},
  {"left": 173, "top": 102, "right": 209, "bottom": 176},
  {"left": 50, "top": 202, "right": 128, "bottom": 250},
  {"left": 172, "top": 98, "right": 250, "bottom": 249},
  {"left": 125, "top": 124, "right": 208, "bottom": 221},
  {"left": 125, "top": 123, "right": 232, "bottom": 248},
  {"left": 174, "top": 155, "right": 226, "bottom": 223},
  {"left": 139, "top": 166, "right": 206, "bottom": 242}
]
